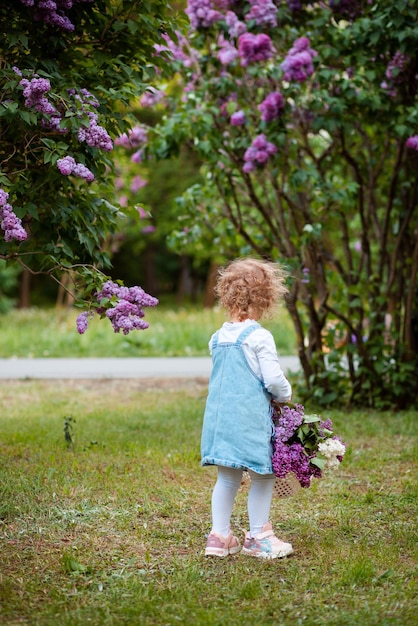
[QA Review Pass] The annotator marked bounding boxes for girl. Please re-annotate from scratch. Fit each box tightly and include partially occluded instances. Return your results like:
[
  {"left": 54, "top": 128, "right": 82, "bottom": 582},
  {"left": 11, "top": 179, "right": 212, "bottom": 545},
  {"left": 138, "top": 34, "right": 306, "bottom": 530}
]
[{"left": 201, "top": 257, "right": 293, "bottom": 559}]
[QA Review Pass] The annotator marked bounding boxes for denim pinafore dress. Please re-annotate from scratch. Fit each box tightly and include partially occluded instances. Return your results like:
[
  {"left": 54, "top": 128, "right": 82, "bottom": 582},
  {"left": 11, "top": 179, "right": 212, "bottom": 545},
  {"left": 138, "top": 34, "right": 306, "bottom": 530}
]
[{"left": 201, "top": 323, "right": 274, "bottom": 474}]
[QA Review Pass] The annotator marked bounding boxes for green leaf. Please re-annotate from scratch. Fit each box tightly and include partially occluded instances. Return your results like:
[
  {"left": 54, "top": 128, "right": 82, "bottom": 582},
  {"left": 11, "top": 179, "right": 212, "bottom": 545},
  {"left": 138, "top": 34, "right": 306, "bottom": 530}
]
[
  {"left": 310, "top": 457, "right": 326, "bottom": 470},
  {"left": 303, "top": 414, "right": 321, "bottom": 423}
]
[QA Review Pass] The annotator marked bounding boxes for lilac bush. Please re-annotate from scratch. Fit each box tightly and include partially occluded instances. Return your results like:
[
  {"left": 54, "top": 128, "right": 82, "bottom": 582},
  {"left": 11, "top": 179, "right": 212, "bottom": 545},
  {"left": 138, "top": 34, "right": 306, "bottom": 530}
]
[
  {"left": 1, "top": 1, "right": 176, "bottom": 335},
  {"left": 134, "top": 0, "right": 418, "bottom": 408}
]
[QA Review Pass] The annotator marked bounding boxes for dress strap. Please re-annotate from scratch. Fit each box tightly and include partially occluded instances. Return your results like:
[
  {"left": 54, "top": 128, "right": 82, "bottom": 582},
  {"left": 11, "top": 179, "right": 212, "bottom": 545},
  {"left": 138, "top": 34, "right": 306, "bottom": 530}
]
[
  {"left": 211, "top": 330, "right": 220, "bottom": 348},
  {"left": 235, "top": 322, "right": 260, "bottom": 345}
]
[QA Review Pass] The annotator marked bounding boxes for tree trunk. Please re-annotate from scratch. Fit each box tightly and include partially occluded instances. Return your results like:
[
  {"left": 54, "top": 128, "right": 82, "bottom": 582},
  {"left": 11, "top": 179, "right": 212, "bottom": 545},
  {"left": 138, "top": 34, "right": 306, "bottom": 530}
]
[
  {"left": 18, "top": 268, "right": 30, "bottom": 308},
  {"left": 203, "top": 260, "right": 219, "bottom": 308}
]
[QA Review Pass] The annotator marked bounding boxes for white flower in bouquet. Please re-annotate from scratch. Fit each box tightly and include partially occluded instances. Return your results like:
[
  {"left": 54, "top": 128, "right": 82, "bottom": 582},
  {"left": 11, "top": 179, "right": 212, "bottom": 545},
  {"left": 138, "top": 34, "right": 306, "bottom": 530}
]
[{"left": 317, "top": 438, "right": 346, "bottom": 470}]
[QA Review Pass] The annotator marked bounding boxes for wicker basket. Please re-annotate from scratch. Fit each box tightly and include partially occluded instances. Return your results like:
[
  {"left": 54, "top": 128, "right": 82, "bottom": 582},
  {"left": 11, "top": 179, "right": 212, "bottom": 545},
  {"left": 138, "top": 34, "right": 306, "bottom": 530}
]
[
  {"left": 243, "top": 471, "right": 301, "bottom": 499},
  {"left": 272, "top": 472, "right": 301, "bottom": 498}
]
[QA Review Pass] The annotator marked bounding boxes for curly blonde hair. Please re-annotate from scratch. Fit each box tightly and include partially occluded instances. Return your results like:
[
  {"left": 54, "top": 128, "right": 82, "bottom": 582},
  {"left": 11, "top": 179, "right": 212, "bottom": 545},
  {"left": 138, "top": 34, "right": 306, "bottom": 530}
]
[{"left": 215, "top": 257, "right": 288, "bottom": 320}]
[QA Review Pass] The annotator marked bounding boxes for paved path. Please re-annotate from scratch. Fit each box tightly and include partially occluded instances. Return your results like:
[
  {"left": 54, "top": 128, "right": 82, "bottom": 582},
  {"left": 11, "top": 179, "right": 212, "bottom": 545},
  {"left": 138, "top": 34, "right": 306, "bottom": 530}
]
[{"left": 0, "top": 356, "right": 300, "bottom": 379}]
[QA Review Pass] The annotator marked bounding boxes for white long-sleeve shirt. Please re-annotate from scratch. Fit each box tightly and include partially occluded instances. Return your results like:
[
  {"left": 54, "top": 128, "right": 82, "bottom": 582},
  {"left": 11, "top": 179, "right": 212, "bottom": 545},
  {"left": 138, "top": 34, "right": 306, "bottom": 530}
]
[{"left": 209, "top": 319, "right": 292, "bottom": 403}]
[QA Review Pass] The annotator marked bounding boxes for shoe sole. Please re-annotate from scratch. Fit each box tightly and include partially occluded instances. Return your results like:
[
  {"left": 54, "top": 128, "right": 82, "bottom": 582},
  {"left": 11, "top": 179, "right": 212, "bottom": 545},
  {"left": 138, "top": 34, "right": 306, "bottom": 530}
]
[
  {"left": 205, "top": 545, "right": 241, "bottom": 557},
  {"left": 241, "top": 546, "right": 293, "bottom": 559}
]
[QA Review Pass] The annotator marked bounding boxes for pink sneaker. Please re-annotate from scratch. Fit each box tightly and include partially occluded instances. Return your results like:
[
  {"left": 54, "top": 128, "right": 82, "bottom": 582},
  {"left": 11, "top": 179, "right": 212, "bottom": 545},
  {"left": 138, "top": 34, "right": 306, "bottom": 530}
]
[
  {"left": 205, "top": 531, "right": 241, "bottom": 557},
  {"left": 241, "top": 522, "right": 293, "bottom": 559}
]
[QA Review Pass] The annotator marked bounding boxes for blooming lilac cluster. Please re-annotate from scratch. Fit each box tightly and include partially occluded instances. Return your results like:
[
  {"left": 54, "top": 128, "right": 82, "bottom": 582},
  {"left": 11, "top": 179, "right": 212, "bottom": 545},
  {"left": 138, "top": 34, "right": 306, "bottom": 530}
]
[
  {"left": 406, "top": 136, "right": 418, "bottom": 151},
  {"left": 272, "top": 440, "right": 317, "bottom": 487},
  {"left": 275, "top": 404, "right": 305, "bottom": 442},
  {"left": 77, "top": 113, "right": 112, "bottom": 151},
  {"left": 217, "top": 35, "right": 239, "bottom": 66},
  {"left": 381, "top": 51, "right": 410, "bottom": 97},
  {"left": 186, "top": 0, "right": 224, "bottom": 29},
  {"left": 76, "top": 280, "right": 159, "bottom": 335},
  {"left": 68, "top": 87, "right": 99, "bottom": 110},
  {"left": 224, "top": 10, "right": 246, "bottom": 38},
  {"left": 231, "top": 110, "right": 246, "bottom": 126},
  {"left": 140, "top": 89, "right": 165, "bottom": 108},
  {"left": 271, "top": 403, "right": 345, "bottom": 488},
  {"left": 243, "top": 134, "right": 277, "bottom": 173},
  {"left": 258, "top": 91, "right": 284, "bottom": 122},
  {"left": 115, "top": 125, "right": 148, "bottom": 149},
  {"left": 238, "top": 32, "right": 274, "bottom": 66},
  {"left": 57, "top": 156, "right": 95, "bottom": 182},
  {"left": 0, "top": 189, "right": 28, "bottom": 243},
  {"left": 20, "top": 77, "right": 55, "bottom": 114},
  {"left": 246, "top": 0, "right": 278, "bottom": 28},
  {"left": 17, "top": 70, "right": 112, "bottom": 150},
  {"left": 18, "top": 0, "right": 93, "bottom": 32},
  {"left": 154, "top": 31, "right": 199, "bottom": 70},
  {"left": 281, "top": 37, "right": 317, "bottom": 82}
]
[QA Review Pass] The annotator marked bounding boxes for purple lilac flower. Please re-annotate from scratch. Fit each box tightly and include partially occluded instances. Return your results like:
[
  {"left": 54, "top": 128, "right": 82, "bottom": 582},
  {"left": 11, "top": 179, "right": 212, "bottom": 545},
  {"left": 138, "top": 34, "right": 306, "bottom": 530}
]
[
  {"left": 186, "top": 0, "right": 223, "bottom": 29},
  {"left": 272, "top": 441, "right": 314, "bottom": 488},
  {"left": 130, "top": 175, "right": 147, "bottom": 193},
  {"left": 272, "top": 440, "right": 292, "bottom": 478},
  {"left": 217, "top": 35, "right": 239, "bottom": 65},
  {"left": 381, "top": 51, "right": 411, "bottom": 97},
  {"left": 318, "top": 417, "right": 333, "bottom": 437},
  {"left": 246, "top": 0, "right": 278, "bottom": 28},
  {"left": 57, "top": 156, "right": 94, "bottom": 182},
  {"left": 20, "top": 76, "right": 56, "bottom": 115},
  {"left": 301, "top": 267, "right": 310, "bottom": 284},
  {"left": 78, "top": 114, "right": 113, "bottom": 151},
  {"left": 91, "top": 280, "right": 159, "bottom": 335},
  {"left": 258, "top": 92, "right": 284, "bottom": 122},
  {"left": 76, "top": 311, "right": 89, "bottom": 334},
  {"left": 154, "top": 32, "right": 199, "bottom": 69},
  {"left": 18, "top": 0, "right": 94, "bottom": 32},
  {"left": 406, "top": 135, "right": 418, "bottom": 151},
  {"left": 238, "top": 32, "right": 274, "bottom": 66},
  {"left": 142, "top": 225, "right": 156, "bottom": 234},
  {"left": 281, "top": 37, "right": 317, "bottom": 82},
  {"left": 115, "top": 125, "right": 148, "bottom": 149},
  {"left": 243, "top": 133, "right": 277, "bottom": 172},
  {"left": 274, "top": 404, "right": 304, "bottom": 442},
  {"left": 230, "top": 110, "right": 246, "bottom": 126},
  {"left": 140, "top": 89, "right": 165, "bottom": 107},
  {"left": 0, "top": 191, "right": 28, "bottom": 243},
  {"left": 131, "top": 149, "right": 144, "bottom": 164},
  {"left": 225, "top": 10, "right": 247, "bottom": 38}
]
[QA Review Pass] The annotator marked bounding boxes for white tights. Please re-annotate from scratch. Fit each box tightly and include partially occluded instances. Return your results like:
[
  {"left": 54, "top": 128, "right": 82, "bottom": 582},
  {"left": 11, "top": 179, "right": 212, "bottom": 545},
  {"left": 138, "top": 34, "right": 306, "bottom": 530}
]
[{"left": 210, "top": 466, "right": 276, "bottom": 538}]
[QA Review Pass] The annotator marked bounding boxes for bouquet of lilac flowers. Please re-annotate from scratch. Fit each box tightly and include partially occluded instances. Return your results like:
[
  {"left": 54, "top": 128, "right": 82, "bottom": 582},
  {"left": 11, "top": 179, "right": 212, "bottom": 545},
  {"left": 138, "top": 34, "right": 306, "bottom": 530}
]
[{"left": 272, "top": 403, "right": 346, "bottom": 490}]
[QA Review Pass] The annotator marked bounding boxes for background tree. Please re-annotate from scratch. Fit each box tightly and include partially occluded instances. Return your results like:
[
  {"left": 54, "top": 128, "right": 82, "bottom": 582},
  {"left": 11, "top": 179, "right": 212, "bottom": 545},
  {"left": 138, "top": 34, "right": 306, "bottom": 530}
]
[
  {"left": 140, "top": 0, "right": 418, "bottom": 408},
  {"left": 0, "top": 0, "right": 183, "bottom": 328}
]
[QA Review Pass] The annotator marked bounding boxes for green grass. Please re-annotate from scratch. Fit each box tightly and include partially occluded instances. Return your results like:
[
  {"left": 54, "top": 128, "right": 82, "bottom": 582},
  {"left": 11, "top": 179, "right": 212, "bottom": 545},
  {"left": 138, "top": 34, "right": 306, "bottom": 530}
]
[
  {"left": 0, "top": 301, "right": 296, "bottom": 358},
  {"left": 0, "top": 380, "right": 416, "bottom": 625}
]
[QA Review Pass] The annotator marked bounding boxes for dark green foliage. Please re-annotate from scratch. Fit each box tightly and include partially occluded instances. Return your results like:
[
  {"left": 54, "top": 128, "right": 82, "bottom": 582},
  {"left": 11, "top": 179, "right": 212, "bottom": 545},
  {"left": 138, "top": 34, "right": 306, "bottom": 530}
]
[{"left": 143, "top": 1, "right": 418, "bottom": 408}]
